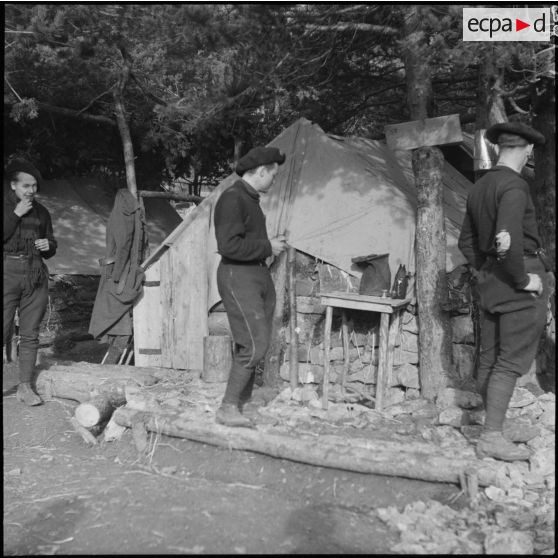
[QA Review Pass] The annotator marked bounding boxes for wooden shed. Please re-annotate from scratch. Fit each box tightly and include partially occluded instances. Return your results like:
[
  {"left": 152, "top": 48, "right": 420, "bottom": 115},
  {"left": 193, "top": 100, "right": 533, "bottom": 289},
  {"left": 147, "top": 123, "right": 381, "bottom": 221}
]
[{"left": 133, "top": 118, "right": 472, "bottom": 370}]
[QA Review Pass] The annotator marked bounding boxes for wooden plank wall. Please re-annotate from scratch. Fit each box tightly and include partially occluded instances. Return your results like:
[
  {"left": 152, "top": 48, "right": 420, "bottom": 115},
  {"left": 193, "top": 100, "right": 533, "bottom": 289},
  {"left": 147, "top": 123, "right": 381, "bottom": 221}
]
[
  {"left": 133, "top": 259, "right": 162, "bottom": 367},
  {"left": 160, "top": 210, "right": 209, "bottom": 370}
]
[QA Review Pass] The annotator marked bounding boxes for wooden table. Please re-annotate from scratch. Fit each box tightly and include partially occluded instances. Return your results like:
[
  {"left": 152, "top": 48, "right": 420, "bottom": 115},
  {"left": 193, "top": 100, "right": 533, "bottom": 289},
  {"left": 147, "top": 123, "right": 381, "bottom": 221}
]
[{"left": 318, "top": 292, "right": 411, "bottom": 411}]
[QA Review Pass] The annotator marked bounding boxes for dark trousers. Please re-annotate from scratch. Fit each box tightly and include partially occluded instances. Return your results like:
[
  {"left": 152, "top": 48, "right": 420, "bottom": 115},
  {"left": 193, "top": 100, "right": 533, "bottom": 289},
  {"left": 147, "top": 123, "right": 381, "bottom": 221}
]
[
  {"left": 476, "top": 256, "right": 549, "bottom": 429},
  {"left": 217, "top": 262, "right": 276, "bottom": 405},
  {"left": 3, "top": 257, "right": 49, "bottom": 383}
]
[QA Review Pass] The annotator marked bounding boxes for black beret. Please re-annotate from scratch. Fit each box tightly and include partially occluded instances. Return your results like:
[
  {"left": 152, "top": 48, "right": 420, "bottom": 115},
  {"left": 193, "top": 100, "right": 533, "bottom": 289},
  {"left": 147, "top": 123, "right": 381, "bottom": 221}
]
[
  {"left": 236, "top": 146, "right": 286, "bottom": 176},
  {"left": 5, "top": 159, "right": 43, "bottom": 186},
  {"left": 486, "top": 122, "right": 545, "bottom": 146}
]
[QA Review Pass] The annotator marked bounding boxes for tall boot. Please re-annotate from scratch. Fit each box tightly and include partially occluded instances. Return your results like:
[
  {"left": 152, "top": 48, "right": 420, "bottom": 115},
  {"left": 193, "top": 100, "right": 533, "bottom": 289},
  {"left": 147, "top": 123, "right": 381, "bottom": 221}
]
[{"left": 17, "top": 347, "right": 42, "bottom": 406}]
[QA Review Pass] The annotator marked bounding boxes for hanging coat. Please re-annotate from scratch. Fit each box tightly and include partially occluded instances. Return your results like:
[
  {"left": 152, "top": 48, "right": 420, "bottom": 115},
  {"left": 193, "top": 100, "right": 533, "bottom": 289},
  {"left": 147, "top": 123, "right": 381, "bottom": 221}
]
[{"left": 89, "top": 189, "right": 148, "bottom": 340}]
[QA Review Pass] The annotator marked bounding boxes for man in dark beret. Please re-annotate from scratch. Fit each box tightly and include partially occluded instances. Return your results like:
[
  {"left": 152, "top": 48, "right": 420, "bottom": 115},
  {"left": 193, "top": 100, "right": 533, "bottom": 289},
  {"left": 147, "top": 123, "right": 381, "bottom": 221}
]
[
  {"left": 213, "top": 146, "right": 287, "bottom": 426},
  {"left": 4, "top": 159, "right": 57, "bottom": 405},
  {"left": 458, "top": 122, "right": 550, "bottom": 461}
]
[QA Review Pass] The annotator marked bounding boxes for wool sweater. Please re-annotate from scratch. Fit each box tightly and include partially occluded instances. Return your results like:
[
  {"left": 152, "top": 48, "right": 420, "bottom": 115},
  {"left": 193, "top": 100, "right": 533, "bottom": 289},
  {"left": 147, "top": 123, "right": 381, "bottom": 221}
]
[
  {"left": 458, "top": 165, "right": 541, "bottom": 289},
  {"left": 214, "top": 179, "right": 272, "bottom": 262},
  {"left": 3, "top": 194, "right": 57, "bottom": 259}
]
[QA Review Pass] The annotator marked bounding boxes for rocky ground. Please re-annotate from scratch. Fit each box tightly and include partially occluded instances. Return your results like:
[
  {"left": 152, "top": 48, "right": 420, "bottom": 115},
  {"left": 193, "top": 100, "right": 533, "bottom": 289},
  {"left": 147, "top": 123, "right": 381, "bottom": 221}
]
[{"left": 3, "top": 337, "right": 556, "bottom": 554}]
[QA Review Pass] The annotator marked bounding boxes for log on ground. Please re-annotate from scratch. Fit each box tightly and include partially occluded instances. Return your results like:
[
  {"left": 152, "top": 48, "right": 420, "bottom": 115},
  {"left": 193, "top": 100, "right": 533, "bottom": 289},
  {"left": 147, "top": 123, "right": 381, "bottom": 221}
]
[
  {"left": 35, "top": 362, "right": 170, "bottom": 403},
  {"left": 74, "top": 394, "right": 116, "bottom": 428},
  {"left": 113, "top": 406, "right": 508, "bottom": 487}
]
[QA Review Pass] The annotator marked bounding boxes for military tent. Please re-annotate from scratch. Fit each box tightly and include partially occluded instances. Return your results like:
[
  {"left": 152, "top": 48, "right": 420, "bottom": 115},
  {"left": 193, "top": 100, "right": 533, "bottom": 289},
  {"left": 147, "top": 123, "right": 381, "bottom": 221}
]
[
  {"left": 35, "top": 178, "right": 182, "bottom": 275},
  {"left": 133, "top": 117, "right": 471, "bottom": 370}
]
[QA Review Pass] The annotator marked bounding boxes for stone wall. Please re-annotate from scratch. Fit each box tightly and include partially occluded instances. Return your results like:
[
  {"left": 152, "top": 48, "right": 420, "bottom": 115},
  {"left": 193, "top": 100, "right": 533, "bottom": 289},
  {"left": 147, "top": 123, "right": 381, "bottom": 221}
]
[{"left": 207, "top": 251, "right": 479, "bottom": 404}]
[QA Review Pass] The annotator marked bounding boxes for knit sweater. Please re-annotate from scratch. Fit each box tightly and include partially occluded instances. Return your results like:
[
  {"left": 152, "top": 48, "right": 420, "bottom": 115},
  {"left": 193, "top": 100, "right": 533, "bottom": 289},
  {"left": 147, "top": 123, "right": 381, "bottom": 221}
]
[
  {"left": 458, "top": 165, "right": 541, "bottom": 289},
  {"left": 214, "top": 179, "right": 272, "bottom": 262},
  {"left": 3, "top": 193, "right": 57, "bottom": 259}
]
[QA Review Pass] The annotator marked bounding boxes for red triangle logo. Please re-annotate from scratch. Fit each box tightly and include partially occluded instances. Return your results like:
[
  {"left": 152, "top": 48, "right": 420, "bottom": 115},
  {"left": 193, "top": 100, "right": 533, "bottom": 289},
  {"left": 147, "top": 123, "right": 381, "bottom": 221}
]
[{"left": 516, "top": 19, "right": 530, "bottom": 31}]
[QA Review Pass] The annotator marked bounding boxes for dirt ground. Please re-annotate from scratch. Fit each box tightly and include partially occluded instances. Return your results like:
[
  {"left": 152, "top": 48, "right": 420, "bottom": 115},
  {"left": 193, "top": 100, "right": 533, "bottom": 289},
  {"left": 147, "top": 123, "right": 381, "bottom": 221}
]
[{"left": 3, "top": 339, "right": 462, "bottom": 555}]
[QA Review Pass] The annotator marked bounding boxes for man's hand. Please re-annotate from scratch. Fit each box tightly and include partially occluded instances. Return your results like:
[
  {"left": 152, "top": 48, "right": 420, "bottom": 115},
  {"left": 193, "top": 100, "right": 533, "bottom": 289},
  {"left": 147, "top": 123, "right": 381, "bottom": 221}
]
[
  {"left": 14, "top": 198, "right": 33, "bottom": 217},
  {"left": 34, "top": 238, "right": 50, "bottom": 252},
  {"left": 270, "top": 235, "right": 287, "bottom": 256},
  {"left": 523, "top": 273, "right": 543, "bottom": 296}
]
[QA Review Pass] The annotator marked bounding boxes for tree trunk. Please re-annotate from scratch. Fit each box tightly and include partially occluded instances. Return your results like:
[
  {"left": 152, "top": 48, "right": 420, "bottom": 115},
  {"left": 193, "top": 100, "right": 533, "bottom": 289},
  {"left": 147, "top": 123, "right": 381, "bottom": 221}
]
[
  {"left": 35, "top": 362, "right": 163, "bottom": 403},
  {"left": 288, "top": 246, "right": 299, "bottom": 391},
  {"left": 113, "top": 406, "right": 508, "bottom": 487},
  {"left": 476, "top": 51, "right": 507, "bottom": 130},
  {"left": 264, "top": 251, "right": 289, "bottom": 387},
  {"left": 532, "top": 77, "right": 556, "bottom": 389},
  {"left": 113, "top": 59, "right": 138, "bottom": 198},
  {"left": 202, "top": 335, "right": 232, "bottom": 383},
  {"left": 412, "top": 148, "right": 452, "bottom": 398},
  {"left": 403, "top": 7, "right": 452, "bottom": 400}
]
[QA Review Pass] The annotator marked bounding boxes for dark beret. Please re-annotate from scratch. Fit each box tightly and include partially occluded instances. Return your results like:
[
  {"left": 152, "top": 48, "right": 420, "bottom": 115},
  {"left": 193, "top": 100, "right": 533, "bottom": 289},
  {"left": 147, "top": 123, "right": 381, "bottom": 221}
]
[
  {"left": 486, "top": 122, "right": 545, "bottom": 146},
  {"left": 5, "top": 159, "right": 43, "bottom": 186},
  {"left": 236, "top": 146, "right": 286, "bottom": 176}
]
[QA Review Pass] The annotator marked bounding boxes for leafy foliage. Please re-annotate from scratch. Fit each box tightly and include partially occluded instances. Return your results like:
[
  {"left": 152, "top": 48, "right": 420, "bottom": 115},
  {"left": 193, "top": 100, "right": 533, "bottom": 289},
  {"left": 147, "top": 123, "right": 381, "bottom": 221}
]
[{"left": 4, "top": 4, "right": 554, "bottom": 192}]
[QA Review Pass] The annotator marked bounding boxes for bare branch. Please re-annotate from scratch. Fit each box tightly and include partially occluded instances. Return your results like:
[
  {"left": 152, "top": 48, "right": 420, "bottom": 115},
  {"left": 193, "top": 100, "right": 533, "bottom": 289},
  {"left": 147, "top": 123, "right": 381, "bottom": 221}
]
[
  {"left": 305, "top": 22, "right": 398, "bottom": 35},
  {"left": 76, "top": 85, "right": 117, "bottom": 116},
  {"left": 4, "top": 76, "right": 23, "bottom": 102},
  {"left": 508, "top": 96, "right": 529, "bottom": 115}
]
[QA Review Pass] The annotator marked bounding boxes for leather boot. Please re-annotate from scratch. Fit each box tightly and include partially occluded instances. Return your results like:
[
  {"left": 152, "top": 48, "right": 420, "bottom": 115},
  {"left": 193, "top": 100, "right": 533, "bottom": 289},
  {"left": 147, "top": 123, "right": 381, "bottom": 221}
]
[
  {"left": 476, "top": 431, "right": 530, "bottom": 461},
  {"left": 16, "top": 382, "right": 42, "bottom": 406},
  {"left": 216, "top": 403, "right": 253, "bottom": 427}
]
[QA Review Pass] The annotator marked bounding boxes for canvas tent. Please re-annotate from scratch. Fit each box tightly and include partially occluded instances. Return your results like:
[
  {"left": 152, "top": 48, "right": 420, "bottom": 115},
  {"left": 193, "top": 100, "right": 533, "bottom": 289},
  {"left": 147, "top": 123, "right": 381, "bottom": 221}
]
[
  {"left": 35, "top": 178, "right": 183, "bottom": 275},
  {"left": 133, "top": 117, "right": 472, "bottom": 370}
]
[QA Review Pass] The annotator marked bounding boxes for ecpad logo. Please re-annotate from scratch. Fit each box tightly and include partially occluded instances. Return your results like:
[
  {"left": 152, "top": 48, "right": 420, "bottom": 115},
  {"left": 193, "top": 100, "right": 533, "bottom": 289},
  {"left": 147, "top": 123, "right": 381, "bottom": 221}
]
[{"left": 463, "top": 7, "right": 551, "bottom": 41}]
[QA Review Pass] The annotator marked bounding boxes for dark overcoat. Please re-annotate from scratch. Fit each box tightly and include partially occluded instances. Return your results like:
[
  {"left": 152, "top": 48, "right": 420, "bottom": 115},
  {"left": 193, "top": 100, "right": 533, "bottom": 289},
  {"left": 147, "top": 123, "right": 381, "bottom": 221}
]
[{"left": 89, "top": 189, "right": 147, "bottom": 340}]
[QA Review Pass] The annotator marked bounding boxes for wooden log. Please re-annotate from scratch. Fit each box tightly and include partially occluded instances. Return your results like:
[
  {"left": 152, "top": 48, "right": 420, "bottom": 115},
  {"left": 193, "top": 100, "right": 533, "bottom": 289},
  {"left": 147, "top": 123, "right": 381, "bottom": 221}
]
[
  {"left": 113, "top": 406, "right": 509, "bottom": 487},
  {"left": 34, "top": 362, "right": 167, "bottom": 403},
  {"left": 138, "top": 190, "right": 203, "bottom": 204},
  {"left": 202, "top": 335, "right": 232, "bottom": 382},
  {"left": 102, "top": 414, "right": 127, "bottom": 442},
  {"left": 322, "top": 305, "right": 333, "bottom": 409},
  {"left": 287, "top": 246, "right": 299, "bottom": 391},
  {"left": 69, "top": 417, "right": 98, "bottom": 445},
  {"left": 74, "top": 395, "right": 116, "bottom": 428},
  {"left": 264, "top": 251, "right": 288, "bottom": 387},
  {"left": 376, "top": 313, "right": 390, "bottom": 411}
]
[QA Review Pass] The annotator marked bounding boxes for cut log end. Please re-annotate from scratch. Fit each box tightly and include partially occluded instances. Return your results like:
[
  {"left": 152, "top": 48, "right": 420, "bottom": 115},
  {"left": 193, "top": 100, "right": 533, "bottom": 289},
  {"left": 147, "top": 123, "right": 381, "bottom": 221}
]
[{"left": 74, "top": 395, "right": 116, "bottom": 429}]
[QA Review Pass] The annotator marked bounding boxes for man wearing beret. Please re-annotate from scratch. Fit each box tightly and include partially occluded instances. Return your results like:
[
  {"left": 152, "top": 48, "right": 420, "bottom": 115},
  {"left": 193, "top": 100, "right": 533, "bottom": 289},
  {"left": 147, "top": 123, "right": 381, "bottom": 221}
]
[
  {"left": 213, "top": 146, "right": 288, "bottom": 426},
  {"left": 458, "top": 122, "right": 550, "bottom": 461},
  {"left": 4, "top": 159, "right": 57, "bottom": 406}
]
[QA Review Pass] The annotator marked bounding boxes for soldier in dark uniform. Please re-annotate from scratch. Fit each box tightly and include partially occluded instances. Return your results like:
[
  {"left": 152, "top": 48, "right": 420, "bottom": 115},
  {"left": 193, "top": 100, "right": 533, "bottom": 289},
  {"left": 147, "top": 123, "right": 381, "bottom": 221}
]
[
  {"left": 4, "top": 160, "right": 57, "bottom": 406},
  {"left": 458, "top": 122, "right": 549, "bottom": 461},
  {"left": 213, "top": 146, "right": 287, "bottom": 426}
]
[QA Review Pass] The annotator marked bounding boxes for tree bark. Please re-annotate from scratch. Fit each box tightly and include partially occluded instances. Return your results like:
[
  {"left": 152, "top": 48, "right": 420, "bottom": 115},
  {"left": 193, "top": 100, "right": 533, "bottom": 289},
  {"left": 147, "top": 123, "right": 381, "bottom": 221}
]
[
  {"left": 475, "top": 50, "right": 507, "bottom": 130},
  {"left": 35, "top": 362, "right": 163, "bottom": 403},
  {"left": 113, "top": 406, "right": 508, "bottom": 487},
  {"left": 531, "top": 77, "right": 556, "bottom": 386},
  {"left": 402, "top": 7, "right": 452, "bottom": 400},
  {"left": 113, "top": 57, "right": 138, "bottom": 198},
  {"left": 288, "top": 246, "right": 299, "bottom": 391},
  {"left": 412, "top": 148, "right": 452, "bottom": 398},
  {"left": 264, "top": 251, "right": 289, "bottom": 387}
]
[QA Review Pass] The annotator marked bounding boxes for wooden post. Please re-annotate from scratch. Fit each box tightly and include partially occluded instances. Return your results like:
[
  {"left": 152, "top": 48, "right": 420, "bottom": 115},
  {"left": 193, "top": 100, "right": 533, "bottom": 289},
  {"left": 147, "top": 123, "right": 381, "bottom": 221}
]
[
  {"left": 322, "top": 305, "right": 333, "bottom": 409},
  {"left": 288, "top": 246, "right": 299, "bottom": 391},
  {"left": 202, "top": 335, "right": 232, "bottom": 382},
  {"left": 341, "top": 310, "right": 350, "bottom": 389},
  {"left": 264, "top": 251, "right": 288, "bottom": 387},
  {"left": 376, "top": 313, "right": 390, "bottom": 411}
]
